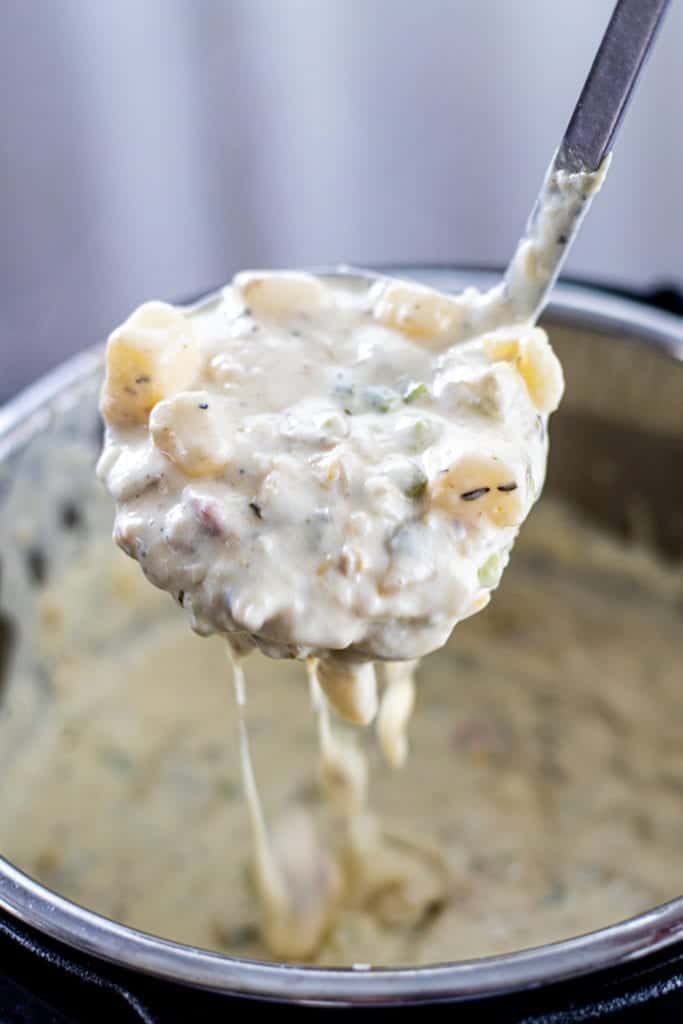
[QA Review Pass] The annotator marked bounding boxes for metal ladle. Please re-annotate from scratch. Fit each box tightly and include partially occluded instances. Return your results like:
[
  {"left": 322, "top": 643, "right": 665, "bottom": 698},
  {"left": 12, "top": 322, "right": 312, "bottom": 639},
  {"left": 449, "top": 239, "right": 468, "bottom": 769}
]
[{"left": 332, "top": 0, "right": 670, "bottom": 341}]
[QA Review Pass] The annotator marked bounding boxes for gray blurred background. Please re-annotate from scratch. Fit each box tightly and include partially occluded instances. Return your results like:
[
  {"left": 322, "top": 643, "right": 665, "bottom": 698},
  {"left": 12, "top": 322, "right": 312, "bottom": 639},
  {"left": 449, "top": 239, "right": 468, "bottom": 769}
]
[{"left": 2, "top": 0, "right": 681, "bottom": 402}]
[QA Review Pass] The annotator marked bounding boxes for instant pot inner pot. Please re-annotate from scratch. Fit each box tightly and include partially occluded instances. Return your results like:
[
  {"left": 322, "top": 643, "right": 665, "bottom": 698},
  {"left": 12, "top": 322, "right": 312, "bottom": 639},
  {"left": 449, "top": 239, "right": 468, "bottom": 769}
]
[{"left": 0, "top": 319, "right": 681, "bottom": 968}]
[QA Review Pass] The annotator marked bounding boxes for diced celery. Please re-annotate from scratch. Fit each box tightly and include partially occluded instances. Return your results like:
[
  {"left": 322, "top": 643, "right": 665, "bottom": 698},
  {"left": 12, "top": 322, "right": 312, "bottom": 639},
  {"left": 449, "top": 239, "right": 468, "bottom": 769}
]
[
  {"left": 402, "top": 380, "right": 428, "bottom": 403},
  {"left": 478, "top": 553, "right": 504, "bottom": 589}
]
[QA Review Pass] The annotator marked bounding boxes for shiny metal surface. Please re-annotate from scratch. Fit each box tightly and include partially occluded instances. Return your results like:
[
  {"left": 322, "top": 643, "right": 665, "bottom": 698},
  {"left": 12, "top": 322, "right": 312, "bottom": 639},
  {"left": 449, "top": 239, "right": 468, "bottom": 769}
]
[
  {"left": 497, "top": 0, "right": 671, "bottom": 334},
  {"left": 0, "top": 268, "right": 682, "bottom": 1006},
  {"left": 558, "top": 0, "right": 671, "bottom": 174}
]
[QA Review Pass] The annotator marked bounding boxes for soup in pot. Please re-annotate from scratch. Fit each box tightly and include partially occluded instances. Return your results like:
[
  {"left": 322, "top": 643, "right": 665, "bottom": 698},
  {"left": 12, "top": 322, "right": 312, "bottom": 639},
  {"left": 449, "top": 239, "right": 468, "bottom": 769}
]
[{"left": 1, "top": 491, "right": 681, "bottom": 966}]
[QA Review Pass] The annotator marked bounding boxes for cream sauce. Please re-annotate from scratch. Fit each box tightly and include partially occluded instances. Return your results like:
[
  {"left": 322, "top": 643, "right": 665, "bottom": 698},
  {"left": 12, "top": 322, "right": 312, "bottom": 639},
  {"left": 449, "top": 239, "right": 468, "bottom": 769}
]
[{"left": 96, "top": 273, "right": 563, "bottom": 675}]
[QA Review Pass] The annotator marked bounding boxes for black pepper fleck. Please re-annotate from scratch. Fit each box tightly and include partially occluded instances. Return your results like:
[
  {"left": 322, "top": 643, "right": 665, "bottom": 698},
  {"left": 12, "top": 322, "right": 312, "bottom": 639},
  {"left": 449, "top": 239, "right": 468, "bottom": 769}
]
[
  {"left": 135, "top": 375, "right": 151, "bottom": 384},
  {"left": 461, "top": 487, "right": 490, "bottom": 502},
  {"left": 0, "top": 611, "right": 16, "bottom": 700},
  {"left": 177, "top": 590, "right": 185, "bottom": 606},
  {"left": 198, "top": 402, "right": 209, "bottom": 410},
  {"left": 60, "top": 501, "right": 84, "bottom": 531},
  {"left": 26, "top": 547, "right": 47, "bottom": 585},
  {"left": 557, "top": 234, "right": 567, "bottom": 245},
  {"left": 248, "top": 501, "right": 263, "bottom": 519},
  {"left": 497, "top": 482, "right": 518, "bottom": 493}
]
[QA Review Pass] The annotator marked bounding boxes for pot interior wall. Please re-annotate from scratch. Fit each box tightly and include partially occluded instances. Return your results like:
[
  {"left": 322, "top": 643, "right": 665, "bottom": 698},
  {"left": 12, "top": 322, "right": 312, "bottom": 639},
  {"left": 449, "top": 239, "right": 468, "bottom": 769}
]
[
  {"left": 545, "top": 325, "right": 683, "bottom": 558},
  {"left": 0, "top": 313, "right": 681, "bottom": 969}
]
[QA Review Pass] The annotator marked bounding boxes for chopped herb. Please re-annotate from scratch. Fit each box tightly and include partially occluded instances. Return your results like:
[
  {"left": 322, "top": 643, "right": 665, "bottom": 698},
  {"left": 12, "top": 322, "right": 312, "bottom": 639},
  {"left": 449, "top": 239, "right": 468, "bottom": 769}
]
[
  {"left": 461, "top": 487, "right": 490, "bottom": 501},
  {"left": 478, "top": 553, "right": 503, "bottom": 589},
  {"left": 218, "top": 922, "right": 259, "bottom": 947},
  {"left": 60, "top": 501, "right": 83, "bottom": 531},
  {"left": 365, "top": 385, "right": 400, "bottom": 413},
  {"left": 401, "top": 380, "right": 428, "bottom": 403},
  {"left": 403, "top": 467, "right": 428, "bottom": 500},
  {"left": 26, "top": 546, "right": 47, "bottom": 586},
  {"left": 198, "top": 402, "right": 209, "bottom": 410},
  {"left": 218, "top": 779, "right": 239, "bottom": 800},
  {"left": 543, "top": 881, "right": 568, "bottom": 906},
  {"left": 98, "top": 747, "right": 133, "bottom": 775},
  {"left": 343, "top": 407, "right": 353, "bottom": 416},
  {"left": 408, "top": 419, "right": 434, "bottom": 452},
  {"left": 497, "top": 482, "right": 517, "bottom": 492},
  {"left": 248, "top": 500, "right": 263, "bottom": 519}
]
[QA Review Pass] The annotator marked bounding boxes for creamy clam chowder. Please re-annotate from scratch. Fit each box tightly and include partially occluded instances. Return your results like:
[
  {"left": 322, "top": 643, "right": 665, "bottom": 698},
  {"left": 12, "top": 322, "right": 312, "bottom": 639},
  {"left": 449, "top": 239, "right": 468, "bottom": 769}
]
[
  {"left": 96, "top": 270, "right": 565, "bottom": 959},
  {"left": 97, "top": 273, "right": 563, "bottom": 682}
]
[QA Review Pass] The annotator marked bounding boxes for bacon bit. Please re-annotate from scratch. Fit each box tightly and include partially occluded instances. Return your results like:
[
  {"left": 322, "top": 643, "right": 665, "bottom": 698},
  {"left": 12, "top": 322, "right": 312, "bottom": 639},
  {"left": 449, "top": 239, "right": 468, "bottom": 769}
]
[
  {"left": 188, "top": 495, "right": 227, "bottom": 537},
  {"left": 26, "top": 546, "right": 47, "bottom": 585}
]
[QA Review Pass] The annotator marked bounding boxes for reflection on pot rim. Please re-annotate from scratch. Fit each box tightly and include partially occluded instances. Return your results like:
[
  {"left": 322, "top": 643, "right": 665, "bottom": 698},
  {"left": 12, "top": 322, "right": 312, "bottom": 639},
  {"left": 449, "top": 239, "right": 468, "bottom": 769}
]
[{"left": 0, "top": 267, "right": 682, "bottom": 1006}]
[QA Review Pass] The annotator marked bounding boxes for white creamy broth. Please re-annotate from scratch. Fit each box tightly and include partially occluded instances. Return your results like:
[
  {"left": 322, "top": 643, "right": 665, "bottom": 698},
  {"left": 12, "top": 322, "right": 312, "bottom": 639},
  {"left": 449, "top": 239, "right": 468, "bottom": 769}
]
[{"left": 97, "top": 272, "right": 563, "bottom": 675}]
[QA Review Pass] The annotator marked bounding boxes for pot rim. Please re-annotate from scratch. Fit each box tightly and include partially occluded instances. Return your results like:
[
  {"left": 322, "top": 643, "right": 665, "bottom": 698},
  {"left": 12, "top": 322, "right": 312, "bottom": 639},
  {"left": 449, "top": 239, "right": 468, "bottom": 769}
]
[{"left": 1, "top": 266, "right": 682, "bottom": 1006}]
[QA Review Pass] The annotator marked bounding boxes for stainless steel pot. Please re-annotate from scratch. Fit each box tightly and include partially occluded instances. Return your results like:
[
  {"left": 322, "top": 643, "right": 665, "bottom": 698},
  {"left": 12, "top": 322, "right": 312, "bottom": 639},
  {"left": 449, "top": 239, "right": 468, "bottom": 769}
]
[{"left": 0, "top": 267, "right": 682, "bottom": 1012}]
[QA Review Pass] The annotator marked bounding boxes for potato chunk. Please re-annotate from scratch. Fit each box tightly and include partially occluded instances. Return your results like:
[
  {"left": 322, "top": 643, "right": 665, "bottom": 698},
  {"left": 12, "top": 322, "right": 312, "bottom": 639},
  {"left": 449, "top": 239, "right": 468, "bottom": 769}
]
[
  {"left": 484, "top": 327, "right": 564, "bottom": 413},
  {"left": 149, "top": 391, "right": 230, "bottom": 477},
  {"left": 234, "top": 271, "right": 330, "bottom": 320},
  {"left": 100, "top": 302, "right": 200, "bottom": 427},
  {"left": 430, "top": 453, "right": 526, "bottom": 527},
  {"left": 373, "top": 281, "right": 465, "bottom": 344},
  {"left": 316, "top": 659, "right": 378, "bottom": 726}
]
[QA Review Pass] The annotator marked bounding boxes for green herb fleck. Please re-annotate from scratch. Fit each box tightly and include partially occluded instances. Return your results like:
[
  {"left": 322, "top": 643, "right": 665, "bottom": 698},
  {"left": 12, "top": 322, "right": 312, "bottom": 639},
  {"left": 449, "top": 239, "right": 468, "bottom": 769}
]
[
  {"left": 543, "top": 881, "right": 568, "bottom": 906},
  {"left": 403, "top": 466, "right": 428, "bottom": 500},
  {"left": 218, "top": 779, "right": 239, "bottom": 800},
  {"left": 401, "top": 380, "right": 428, "bottom": 403},
  {"left": 98, "top": 747, "right": 133, "bottom": 775},
  {"left": 478, "top": 553, "right": 503, "bottom": 589},
  {"left": 408, "top": 419, "right": 433, "bottom": 452},
  {"left": 365, "top": 385, "right": 400, "bottom": 413}
]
